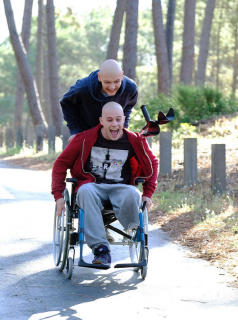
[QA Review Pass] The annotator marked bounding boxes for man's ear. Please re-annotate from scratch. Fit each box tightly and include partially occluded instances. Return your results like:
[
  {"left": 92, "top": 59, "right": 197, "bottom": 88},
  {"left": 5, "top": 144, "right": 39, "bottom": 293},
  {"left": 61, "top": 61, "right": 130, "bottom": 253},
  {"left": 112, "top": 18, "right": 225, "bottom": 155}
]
[
  {"left": 121, "top": 71, "right": 124, "bottom": 80},
  {"left": 99, "top": 116, "right": 103, "bottom": 125},
  {"left": 97, "top": 72, "right": 101, "bottom": 82}
]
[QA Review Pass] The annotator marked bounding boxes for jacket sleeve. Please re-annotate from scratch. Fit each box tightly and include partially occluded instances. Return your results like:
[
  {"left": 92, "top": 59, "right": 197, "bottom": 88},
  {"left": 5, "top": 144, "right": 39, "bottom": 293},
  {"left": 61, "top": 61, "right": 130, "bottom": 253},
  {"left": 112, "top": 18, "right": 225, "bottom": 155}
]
[
  {"left": 51, "top": 135, "right": 82, "bottom": 201},
  {"left": 123, "top": 91, "right": 138, "bottom": 128},
  {"left": 60, "top": 89, "right": 82, "bottom": 135},
  {"left": 141, "top": 139, "right": 159, "bottom": 199}
]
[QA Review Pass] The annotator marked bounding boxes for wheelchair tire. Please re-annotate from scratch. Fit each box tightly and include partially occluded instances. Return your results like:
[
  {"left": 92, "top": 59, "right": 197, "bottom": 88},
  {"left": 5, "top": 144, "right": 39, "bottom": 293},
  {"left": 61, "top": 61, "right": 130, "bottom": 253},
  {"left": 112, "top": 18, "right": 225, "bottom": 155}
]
[
  {"left": 141, "top": 265, "right": 147, "bottom": 279},
  {"left": 129, "top": 207, "right": 149, "bottom": 274},
  {"left": 66, "top": 257, "right": 73, "bottom": 279},
  {"left": 58, "top": 188, "right": 71, "bottom": 272},
  {"left": 53, "top": 205, "right": 65, "bottom": 266},
  {"left": 53, "top": 188, "right": 71, "bottom": 270}
]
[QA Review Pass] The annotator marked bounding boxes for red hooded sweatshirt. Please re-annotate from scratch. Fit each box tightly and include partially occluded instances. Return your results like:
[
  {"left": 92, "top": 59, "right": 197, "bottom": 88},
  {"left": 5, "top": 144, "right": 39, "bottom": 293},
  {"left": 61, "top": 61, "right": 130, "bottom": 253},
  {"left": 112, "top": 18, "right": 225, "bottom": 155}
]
[{"left": 52, "top": 124, "right": 159, "bottom": 201}]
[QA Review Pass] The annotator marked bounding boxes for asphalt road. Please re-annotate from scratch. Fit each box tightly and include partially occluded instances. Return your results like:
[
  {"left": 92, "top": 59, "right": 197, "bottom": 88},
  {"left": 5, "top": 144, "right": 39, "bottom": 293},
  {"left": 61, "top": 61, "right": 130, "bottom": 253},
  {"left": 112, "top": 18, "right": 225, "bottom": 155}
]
[{"left": 0, "top": 162, "right": 238, "bottom": 320}]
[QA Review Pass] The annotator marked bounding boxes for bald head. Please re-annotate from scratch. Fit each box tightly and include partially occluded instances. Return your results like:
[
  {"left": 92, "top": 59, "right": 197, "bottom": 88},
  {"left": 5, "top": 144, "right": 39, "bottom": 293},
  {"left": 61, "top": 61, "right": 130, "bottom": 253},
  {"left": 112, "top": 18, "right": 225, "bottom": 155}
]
[
  {"left": 100, "top": 102, "right": 125, "bottom": 140},
  {"left": 99, "top": 59, "right": 122, "bottom": 76},
  {"left": 101, "top": 102, "right": 123, "bottom": 117},
  {"left": 97, "top": 60, "right": 124, "bottom": 96}
]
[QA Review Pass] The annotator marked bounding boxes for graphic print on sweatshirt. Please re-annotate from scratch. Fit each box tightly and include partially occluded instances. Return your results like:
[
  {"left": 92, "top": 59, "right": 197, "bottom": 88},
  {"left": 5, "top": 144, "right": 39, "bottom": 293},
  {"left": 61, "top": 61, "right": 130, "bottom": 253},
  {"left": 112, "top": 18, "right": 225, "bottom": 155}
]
[{"left": 89, "top": 146, "right": 129, "bottom": 182}]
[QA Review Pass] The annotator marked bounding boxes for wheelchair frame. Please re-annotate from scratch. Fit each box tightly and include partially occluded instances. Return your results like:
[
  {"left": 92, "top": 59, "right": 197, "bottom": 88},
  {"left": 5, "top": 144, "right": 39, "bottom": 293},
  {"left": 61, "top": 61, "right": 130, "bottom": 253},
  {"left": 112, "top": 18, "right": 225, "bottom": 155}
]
[{"left": 53, "top": 178, "right": 149, "bottom": 280}]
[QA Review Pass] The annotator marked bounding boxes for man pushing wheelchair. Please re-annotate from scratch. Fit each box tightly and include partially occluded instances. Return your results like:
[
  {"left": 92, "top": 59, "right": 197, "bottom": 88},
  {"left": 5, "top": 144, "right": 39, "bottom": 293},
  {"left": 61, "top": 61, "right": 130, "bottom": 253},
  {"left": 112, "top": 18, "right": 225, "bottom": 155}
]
[{"left": 51, "top": 102, "right": 159, "bottom": 266}]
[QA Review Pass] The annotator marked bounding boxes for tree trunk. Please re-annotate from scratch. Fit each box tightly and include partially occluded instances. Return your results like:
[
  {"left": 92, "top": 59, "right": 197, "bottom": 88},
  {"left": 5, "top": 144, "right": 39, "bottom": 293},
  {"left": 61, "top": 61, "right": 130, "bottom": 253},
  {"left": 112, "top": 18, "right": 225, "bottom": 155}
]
[
  {"left": 216, "top": 3, "right": 224, "bottom": 90},
  {"left": 36, "top": 0, "right": 43, "bottom": 102},
  {"left": 152, "top": 0, "right": 170, "bottom": 95},
  {"left": 14, "top": 0, "right": 33, "bottom": 128},
  {"left": 43, "top": 4, "right": 53, "bottom": 126},
  {"left": 3, "top": 0, "right": 47, "bottom": 127},
  {"left": 46, "top": 0, "right": 62, "bottom": 136},
  {"left": 232, "top": 24, "right": 238, "bottom": 95},
  {"left": 123, "top": 0, "right": 139, "bottom": 80},
  {"left": 107, "top": 0, "right": 126, "bottom": 60},
  {"left": 180, "top": 0, "right": 196, "bottom": 85},
  {"left": 195, "top": 0, "right": 216, "bottom": 86},
  {"left": 166, "top": 0, "right": 176, "bottom": 87}
]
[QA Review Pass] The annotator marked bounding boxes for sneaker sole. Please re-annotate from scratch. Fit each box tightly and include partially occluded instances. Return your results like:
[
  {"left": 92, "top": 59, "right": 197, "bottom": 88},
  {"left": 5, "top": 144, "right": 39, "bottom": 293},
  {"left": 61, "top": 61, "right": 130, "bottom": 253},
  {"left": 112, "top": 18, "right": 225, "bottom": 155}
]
[{"left": 93, "top": 259, "right": 110, "bottom": 265}]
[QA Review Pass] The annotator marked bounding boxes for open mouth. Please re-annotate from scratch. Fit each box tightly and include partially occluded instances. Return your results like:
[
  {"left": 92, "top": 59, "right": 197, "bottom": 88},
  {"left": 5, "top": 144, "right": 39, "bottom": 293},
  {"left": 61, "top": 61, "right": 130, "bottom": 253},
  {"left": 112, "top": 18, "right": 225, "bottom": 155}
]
[
  {"left": 107, "top": 89, "right": 117, "bottom": 94},
  {"left": 110, "top": 129, "right": 119, "bottom": 138}
]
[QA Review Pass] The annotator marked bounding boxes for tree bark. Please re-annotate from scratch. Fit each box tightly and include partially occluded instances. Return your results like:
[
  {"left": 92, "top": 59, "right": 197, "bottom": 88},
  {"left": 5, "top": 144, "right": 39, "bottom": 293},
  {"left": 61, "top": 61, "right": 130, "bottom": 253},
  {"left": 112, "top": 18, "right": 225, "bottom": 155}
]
[
  {"left": 36, "top": 0, "right": 43, "bottom": 101},
  {"left": 123, "top": 0, "right": 139, "bottom": 80},
  {"left": 232, "top": 24, "right": 238, "bottom": 95},
  {"left": 180, "top": 0, "right": 196, "bottom": 85},
  {"left": 152, "top": 0, "right": 170, "bottom": 95},
  {"left": 216, "top": 3, "right": 224, "bottom": 90},
  {"left": 232, "top": 1, "right": 238, "bottom": 96},
  {"left": 195, "top": 0, "right": 216, "bottom": 86},
  {"left": 3, "top": 0, "right": 47, "bottom": 127},
  {"left": 46, "top": 0, "right": 62, "bottom": 136},
  {"left": 166, "top": 0, "right": 176, "bottom": 87},
  {"left": 43, "top": 4, "right": 53, "bottom": 126},
  {"left": 107, "top": 0, "right": 126, "bottom": 60},
  {"left": 14, "top": 0, "right": 33, "bottom": 128}
]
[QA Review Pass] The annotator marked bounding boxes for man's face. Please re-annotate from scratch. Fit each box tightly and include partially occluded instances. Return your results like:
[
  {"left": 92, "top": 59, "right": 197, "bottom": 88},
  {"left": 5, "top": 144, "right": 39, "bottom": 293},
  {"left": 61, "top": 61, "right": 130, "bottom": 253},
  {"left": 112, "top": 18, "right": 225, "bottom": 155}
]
[
  {"left": 98, "top": 71, "right": 124, "bottom": 96},
  {"left": 100, "top": 108, "right": 125, "bottom": 140}
]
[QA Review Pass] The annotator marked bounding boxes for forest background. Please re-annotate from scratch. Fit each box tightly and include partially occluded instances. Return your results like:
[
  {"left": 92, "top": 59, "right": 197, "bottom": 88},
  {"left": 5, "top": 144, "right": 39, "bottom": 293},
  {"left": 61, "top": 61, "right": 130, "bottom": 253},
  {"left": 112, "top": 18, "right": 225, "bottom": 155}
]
[
  {"left": 1, "top": 0, "right": 238, "bottom": 283},
  {"left": 1, "top": 0, "right": 238, "bottom": 133}
]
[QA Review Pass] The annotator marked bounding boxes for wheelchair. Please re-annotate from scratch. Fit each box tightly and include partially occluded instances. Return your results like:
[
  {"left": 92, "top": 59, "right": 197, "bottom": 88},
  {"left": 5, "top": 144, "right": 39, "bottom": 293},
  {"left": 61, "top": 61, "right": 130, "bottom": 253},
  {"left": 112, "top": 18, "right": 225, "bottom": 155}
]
[{"left": 53, "top": 177, "right": 149, "bottom": 280}]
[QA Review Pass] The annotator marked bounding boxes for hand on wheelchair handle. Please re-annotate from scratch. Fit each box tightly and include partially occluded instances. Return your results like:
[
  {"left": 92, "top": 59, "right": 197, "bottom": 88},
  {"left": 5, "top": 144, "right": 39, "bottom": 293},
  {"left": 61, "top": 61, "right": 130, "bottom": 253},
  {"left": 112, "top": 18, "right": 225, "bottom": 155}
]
[
  {"left": 142, "top": 196, "right": 152, "bottom": 210},
  {"left": 56, "top": 198, "right": 65, "bottom": 216}
]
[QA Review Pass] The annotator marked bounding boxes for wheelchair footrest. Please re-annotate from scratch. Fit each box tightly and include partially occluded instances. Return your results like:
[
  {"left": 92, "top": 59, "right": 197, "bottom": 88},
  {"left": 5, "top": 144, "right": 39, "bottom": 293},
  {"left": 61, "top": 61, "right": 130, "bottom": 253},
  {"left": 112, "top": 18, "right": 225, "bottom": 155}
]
[
  {"left": 78, "top": 259, "right": 110, "bottom": 270},
  {"left": 114, "top": 259, "right": 147, "bottom": 269}
]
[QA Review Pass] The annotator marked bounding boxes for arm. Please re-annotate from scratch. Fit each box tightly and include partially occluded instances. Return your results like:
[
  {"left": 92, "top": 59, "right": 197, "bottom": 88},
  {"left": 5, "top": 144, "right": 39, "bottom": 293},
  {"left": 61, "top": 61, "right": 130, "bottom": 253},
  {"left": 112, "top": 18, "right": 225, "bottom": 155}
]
[
  {"left": 60, "top": 87, "right": 83, "bottom": 135},
  {"left": 123, "top": 91, "right": 138, "bottom": 128},
  {"left": 51, "top": 135, "right": 82, "bottom": 201}
]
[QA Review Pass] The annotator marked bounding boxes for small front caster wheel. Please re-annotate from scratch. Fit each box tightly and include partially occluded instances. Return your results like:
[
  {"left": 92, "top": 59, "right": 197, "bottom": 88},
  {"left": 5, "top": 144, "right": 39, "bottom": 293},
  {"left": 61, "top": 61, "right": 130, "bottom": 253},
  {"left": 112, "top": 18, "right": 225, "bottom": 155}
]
[{"left": 66, "top": 257, "right": 73, "bottom": 279}]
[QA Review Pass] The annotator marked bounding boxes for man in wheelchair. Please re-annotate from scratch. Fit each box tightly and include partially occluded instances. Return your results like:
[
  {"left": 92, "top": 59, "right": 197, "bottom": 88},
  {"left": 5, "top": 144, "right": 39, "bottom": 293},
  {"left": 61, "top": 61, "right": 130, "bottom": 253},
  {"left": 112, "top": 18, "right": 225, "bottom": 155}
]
[{"left": 52, "top": 102, "right": 158, "bottom": 266}]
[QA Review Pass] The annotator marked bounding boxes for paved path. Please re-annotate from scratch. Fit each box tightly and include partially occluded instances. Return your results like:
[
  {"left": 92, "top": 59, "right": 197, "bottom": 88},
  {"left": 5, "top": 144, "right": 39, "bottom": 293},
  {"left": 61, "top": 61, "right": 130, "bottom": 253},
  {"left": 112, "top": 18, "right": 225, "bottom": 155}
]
[{"left": 0, "top": 163, "right": 237, "bottom": 320}]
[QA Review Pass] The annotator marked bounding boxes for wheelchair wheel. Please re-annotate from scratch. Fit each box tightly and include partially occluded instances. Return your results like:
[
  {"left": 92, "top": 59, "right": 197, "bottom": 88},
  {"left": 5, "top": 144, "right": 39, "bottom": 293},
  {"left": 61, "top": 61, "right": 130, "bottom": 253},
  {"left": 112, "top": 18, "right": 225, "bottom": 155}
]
[
  {"left": 53, "top": 205, "right": 64, "bottom": 266},
  {"left": 58, "top": 188, "right": 71, "bottom": 272},
  {"left": 66, "top": 257, "right": 73, "bottom": 279},
  {"left": 53, "top": 188, "right": 71, "bottom": 271},
  {"left": 129, "top": 207, "right": 149, "bottom": 274}
]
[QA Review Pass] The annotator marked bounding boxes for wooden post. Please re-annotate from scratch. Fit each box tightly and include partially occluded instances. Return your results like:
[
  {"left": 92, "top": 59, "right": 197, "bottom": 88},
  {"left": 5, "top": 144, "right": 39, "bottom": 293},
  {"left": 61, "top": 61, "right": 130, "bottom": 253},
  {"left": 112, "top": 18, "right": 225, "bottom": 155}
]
[
  {"left": 15, "top": 126, "right": 23, "bottom": 147},
  {"left": 159, "top": 131, "right": 172, "bottom": 175},
  {"left": 184, "top": 138, "right": 197, "bottom": 186},
  {"left": 211, "top": 144, "right": 226, "bottom": 194},
  {"left": 62, "top": 126, "right": 70, "bottom": 150},
  {"left": 36, "top": 124, "right": 44, "bottom": 152},
  {"left": 26, "top": 124, "right": 34, "bottom": 147},
  {"left": 146, "top": 136, "right": 152, "bottom": 148},
  {"left": 48, "top": 125, "right": 56, "bottom": 153},
  {"left": 6, "top": 128, "right": 13, "bottom": 149}
]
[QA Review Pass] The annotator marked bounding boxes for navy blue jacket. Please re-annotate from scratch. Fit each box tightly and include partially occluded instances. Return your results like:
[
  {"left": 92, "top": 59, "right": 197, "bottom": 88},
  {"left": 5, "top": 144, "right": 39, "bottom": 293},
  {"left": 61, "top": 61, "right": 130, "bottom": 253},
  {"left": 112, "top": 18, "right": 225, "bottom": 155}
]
[{"left": 60, "top": 70, "right": 138, "bottom": 135}]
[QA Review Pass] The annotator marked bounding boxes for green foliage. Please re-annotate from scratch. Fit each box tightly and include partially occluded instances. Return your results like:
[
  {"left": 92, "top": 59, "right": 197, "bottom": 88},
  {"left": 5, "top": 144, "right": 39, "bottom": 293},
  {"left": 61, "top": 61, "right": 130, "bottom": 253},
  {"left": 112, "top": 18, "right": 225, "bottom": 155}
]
[{"left": 176, "top": 85, "right": 238, "bottom": 123}]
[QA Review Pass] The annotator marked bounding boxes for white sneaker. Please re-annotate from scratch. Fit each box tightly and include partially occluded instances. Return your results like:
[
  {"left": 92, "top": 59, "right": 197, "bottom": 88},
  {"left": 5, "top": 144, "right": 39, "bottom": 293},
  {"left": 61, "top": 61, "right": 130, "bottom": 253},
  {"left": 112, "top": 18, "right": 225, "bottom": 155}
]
[{"left": 105, "top": 227, "right": 115, "bottom": 244}]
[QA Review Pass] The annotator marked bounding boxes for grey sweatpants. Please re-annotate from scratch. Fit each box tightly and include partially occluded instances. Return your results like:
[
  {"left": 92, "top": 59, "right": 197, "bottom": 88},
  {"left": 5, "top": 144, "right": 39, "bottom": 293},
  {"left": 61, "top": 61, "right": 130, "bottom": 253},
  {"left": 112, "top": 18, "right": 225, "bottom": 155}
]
[{"left": 76, "top": 183, "right": 141, "bottom": 252}]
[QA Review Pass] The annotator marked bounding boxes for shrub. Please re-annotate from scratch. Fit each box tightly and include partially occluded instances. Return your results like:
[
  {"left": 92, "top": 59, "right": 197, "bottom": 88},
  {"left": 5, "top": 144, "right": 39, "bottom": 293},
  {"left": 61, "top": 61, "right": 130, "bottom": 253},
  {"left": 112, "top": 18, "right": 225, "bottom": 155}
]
[{"left": 176, "top": 85, "right": 238, "bottom": 123}]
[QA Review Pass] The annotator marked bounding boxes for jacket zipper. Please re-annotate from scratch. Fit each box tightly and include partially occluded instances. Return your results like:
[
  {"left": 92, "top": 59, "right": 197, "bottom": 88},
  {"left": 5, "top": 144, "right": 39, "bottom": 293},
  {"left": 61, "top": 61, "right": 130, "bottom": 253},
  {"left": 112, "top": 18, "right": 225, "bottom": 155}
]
[{"left": 81, "top": 139, "right": 96, "bottom": 182}]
